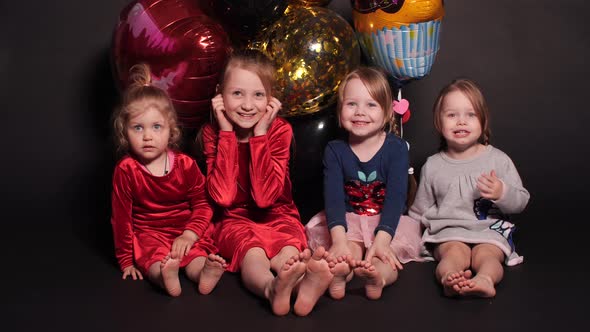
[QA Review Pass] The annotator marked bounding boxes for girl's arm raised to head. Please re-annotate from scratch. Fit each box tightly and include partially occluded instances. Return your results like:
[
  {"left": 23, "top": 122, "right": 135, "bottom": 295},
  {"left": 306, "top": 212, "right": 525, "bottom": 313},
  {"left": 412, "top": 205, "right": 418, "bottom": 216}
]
[
  {"left": 408, "top": 161, "right": 436, "bottom": 223},
  {"left": 323, "top": 143, "right": 348, "bottom": 233},
  {"left": 184, "top": 157, "right": 214, "bottom": 238},
  {"left": 376, "top": 138, "right": 409, "bottom": 237},
  {"left": 202, "top": 124, "right": 239, "bottom": 207},
  {"left": 248, "top": 118, "right": 291, "bottom": 208},
  {"left": 110, "top": 166, "right": 135, "bottom": 271}
]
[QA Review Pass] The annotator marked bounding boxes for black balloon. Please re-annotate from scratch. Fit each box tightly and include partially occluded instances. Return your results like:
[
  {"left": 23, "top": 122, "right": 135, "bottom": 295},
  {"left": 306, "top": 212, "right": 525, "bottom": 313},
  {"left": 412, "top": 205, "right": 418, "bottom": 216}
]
[
  {"left": 286, "top": 107, "right": 343, "bottom": 223},
  {"left": 209, "top": 0, "right": 289, "bottom": 44}
]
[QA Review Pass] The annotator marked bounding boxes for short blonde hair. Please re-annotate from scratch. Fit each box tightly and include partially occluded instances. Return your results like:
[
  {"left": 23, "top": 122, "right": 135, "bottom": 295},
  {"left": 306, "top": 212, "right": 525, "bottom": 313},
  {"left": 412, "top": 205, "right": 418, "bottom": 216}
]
[{"left": 112, "top": 63, "right": 181, "bottom": 154}]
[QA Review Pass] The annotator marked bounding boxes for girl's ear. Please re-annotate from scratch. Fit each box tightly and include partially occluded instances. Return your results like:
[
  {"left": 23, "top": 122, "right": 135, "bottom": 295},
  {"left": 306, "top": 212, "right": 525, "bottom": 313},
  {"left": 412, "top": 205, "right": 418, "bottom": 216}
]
[{"left": 215, "top": 84, "right": 221, "bottom": 94}]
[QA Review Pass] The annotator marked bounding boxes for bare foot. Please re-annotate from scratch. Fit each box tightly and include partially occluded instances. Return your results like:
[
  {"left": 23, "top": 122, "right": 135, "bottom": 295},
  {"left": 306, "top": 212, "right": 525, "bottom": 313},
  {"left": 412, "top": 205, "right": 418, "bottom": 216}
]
[
  {"left": 294, "top": 247, "right": 334, "bottom": 316},
  {"left": 327, "top": 255, "right": 351, "bottom": 300},
  {"left": 458, "top": 274, "right": 496, "bottom": 298},
  {"left": 268, "top": 249, "right": 309, "bottom": 316},
  {"left": 161, "top": 255, "right": 181, "bottom": 297},
  {"left": 351, "top": 259, "right": 384, "bottom": 300},
  {"left": 441, "top": 270, "right": 472, "bottom": 297},
  {"left": 198, "top": 254, "right": 227, "bottom": 295}
]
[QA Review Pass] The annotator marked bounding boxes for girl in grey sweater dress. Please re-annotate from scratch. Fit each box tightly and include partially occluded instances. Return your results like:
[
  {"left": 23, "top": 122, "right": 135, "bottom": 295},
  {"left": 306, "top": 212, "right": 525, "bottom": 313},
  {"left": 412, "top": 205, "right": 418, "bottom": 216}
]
[{"left": 409, "top": 79, "right": 529, "bottom": 298}]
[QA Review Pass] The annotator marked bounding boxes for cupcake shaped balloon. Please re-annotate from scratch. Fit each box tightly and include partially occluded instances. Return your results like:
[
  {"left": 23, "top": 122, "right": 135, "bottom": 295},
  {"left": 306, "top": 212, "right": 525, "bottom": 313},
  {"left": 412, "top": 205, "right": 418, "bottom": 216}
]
[{"left": 352, "top": 0, "right": 444, "bottom": 87}]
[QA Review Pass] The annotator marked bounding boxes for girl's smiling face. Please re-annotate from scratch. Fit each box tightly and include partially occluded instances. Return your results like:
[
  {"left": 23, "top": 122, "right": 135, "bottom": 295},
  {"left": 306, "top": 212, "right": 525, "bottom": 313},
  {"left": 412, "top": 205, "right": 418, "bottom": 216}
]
[
  {"left": 339, "top": 78, "right": 387, "bottom": 141},
  {"left": 221, "top": 67, "right": 268, "bottom": 134}
]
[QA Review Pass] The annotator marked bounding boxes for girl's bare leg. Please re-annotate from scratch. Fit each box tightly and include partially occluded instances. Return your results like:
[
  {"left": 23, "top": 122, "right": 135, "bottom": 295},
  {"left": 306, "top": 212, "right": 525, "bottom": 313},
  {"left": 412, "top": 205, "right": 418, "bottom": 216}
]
[
  {"left": 148, "top": 255, "right": 181, "bottom": 297},
  {"left": 185, "top": 254, "right": 227, "bottom": 295},
  {"left": 433, "top": 241, "right": 472, "bottom": 297},
  {"left": 328, "top": 241, "right": 363, "bottom": 300},
  {"left": 242, "top": 247, "right": 306, "bottom": 316},
  {"left": 293, "top": 246, "right": 334, "bottom": 316},
  {"left": 269, "top": 245, "right": 301, "bottom": 272},
  {"left": 459, "top": 243, "right": 504, "bottom": 298}
]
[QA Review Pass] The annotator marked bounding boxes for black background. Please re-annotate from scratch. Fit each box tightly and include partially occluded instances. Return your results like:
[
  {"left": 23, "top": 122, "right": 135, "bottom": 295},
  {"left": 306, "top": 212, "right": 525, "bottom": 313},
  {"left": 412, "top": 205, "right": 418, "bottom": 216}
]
[{"left": 3, "top": 1, "right": 588, "bottom": 331}]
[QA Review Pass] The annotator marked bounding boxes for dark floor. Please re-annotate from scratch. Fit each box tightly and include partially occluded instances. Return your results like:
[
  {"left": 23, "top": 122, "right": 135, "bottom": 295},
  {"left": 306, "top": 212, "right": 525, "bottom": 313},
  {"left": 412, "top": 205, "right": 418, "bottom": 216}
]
[
  {"left": 6, "top": 198, "right": 587, "bottom": 332},
  {"left": 4, "top": 0, "right": 589, "bottom": 331}
]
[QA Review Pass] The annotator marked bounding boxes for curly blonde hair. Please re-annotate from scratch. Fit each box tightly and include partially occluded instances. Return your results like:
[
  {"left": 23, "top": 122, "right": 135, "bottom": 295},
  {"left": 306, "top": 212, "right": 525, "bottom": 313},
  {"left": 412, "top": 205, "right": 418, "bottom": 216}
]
[{"left": 112, "top": 63, "right": 181, "bottom": 155}]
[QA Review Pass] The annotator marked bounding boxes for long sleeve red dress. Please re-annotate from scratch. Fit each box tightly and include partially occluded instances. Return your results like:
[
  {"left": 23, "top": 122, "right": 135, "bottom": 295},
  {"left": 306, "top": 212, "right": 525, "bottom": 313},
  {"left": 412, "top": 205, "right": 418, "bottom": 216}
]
[
  {"left": 202, "top": 117, "right": 307, "bottom": 272},
  {"left": 110, "top": 150, "right": 217, "bottom": 274}
]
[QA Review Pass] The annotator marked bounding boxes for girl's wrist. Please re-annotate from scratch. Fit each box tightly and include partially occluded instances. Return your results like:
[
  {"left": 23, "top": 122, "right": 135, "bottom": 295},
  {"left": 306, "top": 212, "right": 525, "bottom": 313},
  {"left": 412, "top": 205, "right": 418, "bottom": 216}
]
[
  {"left": 182, "top": 230, "right": 198, "bottom": 242},
  {"left": 330, "top": 225, "right": 347, "bottom": 243},
  {"left": 374, "top": 230, "right": 393, "bottom": 244}
]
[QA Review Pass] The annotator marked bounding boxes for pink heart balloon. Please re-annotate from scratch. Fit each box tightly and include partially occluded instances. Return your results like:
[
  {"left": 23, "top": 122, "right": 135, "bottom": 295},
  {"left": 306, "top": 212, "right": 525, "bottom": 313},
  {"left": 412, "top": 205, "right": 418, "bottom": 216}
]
[{"left": 393, "top": 98, "right": 409, "bottom": 115}]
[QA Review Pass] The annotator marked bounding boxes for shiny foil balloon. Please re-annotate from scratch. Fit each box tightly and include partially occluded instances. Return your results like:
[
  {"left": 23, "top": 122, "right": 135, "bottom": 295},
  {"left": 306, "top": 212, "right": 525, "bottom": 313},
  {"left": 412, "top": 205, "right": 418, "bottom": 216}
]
[
  {"left": 352, "top": 0, "right": 444, "bottom": 86},
  {"left": 287, "top": 108, "right": 341, "bottom": 221},
  {"left": 290, "top": 0, "right": 332, "bottom": 7},
  {"left": 250, "top": 6, "right": 360, "bottom": 117},
  {"left": 112, "top": 0, "right": 232, "bottom": 128},
  {"left": 209, "top": 0, "right": 289, "bottom": 42}
]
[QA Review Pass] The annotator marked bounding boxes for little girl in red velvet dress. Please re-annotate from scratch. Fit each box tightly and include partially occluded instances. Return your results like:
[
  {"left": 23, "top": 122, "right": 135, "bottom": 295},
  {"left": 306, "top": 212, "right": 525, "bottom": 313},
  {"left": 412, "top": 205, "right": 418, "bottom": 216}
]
[
  {"left": 110, "top": 63, "right": 226, "bottom": 297},
  {"left": 201, "top": 49, "right": 333, "bottom": 316}
]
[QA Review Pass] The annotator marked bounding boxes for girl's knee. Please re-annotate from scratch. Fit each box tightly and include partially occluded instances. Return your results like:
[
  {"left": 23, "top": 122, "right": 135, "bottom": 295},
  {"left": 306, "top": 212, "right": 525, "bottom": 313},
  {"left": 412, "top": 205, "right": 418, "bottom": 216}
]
[
  {"left": 435, "top": 241, "right": 471, "bottom": 261},
  {"left": 471, "top": 243, "right": 504, "bottom": 262},
  {"left": 278, "top": 245, "right": 300, "bottom": 257}
]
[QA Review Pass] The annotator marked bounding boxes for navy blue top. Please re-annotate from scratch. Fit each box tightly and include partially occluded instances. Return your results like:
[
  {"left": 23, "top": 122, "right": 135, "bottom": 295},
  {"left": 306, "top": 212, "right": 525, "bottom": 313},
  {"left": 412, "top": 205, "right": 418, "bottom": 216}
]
[{"left": 323, "top": 133, "right": 409, "bottom": 237}]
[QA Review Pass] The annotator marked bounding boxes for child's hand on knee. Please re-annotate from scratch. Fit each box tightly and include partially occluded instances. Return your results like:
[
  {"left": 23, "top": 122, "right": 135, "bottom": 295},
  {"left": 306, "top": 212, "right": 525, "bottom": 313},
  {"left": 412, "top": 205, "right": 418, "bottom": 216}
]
[
  {"left": 171, "top": 230, "right": 198, "bottom": 259},
  {"left": 366, "top": 232, "right": 403, "bottom": 271}
]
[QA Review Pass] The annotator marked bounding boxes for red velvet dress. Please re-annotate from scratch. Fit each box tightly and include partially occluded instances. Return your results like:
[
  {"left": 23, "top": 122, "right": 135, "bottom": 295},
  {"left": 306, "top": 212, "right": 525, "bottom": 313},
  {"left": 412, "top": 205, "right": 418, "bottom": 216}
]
[
  {"left": 110, "top": 151, "right": 217, "bottom": 274},
  {"left": 203, "top": 118, "right": 307, "bottom": 272}
]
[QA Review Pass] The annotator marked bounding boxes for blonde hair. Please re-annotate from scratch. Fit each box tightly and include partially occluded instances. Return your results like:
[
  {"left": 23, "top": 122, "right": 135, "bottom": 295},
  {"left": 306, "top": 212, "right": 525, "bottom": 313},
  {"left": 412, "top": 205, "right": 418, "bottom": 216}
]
[
  {"left": 432, "top": 78, "right": 491, "bottom": 151},
  {"left": 337, "top": 66, "right": 399, "bottom": 136},
  {"left": 218, "top": 49, "right": 276, "bottom": 98},
  {"left": 112, "top": 63, "right": 181, "bottom": 155}
]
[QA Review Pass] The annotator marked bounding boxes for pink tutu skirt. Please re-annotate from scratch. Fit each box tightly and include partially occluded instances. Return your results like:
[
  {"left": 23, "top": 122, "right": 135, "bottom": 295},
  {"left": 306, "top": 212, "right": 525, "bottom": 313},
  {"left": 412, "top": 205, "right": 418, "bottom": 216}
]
[{"left": 305, "top": 211, "right": 428, "bottom": 264}]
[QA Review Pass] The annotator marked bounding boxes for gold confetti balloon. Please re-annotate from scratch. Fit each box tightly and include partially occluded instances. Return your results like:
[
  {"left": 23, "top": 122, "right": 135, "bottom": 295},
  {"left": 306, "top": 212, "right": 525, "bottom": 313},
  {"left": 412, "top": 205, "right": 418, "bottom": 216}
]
[
  {"left": 289, "top": 0, "right": 332, "bottom": 7},
  {"left": 250, "top": 5, "right": 360, "bottom": 117}
]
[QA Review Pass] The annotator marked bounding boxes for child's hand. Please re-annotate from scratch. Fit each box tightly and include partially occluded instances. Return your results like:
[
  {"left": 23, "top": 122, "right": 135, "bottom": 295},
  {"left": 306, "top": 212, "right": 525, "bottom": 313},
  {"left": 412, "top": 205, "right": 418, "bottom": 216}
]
[
  {"left": 211, "top": 93, "right": 233, "bottom": 131},
  {"left": 365, "top": 232, "right": 403, "bottom": 271},
  {"left": 253, "top": 96, "right": 281, "bottom": 137},
  {"left": 328, "top": 225, "right": 352, "bottom": 258},
  {"left": 477, "top": 170, "right": 503, "bottom": 200},
  {"left": 329, "top": 241, "right": 352, "bottom": 259},
  {"left": 171, "top": 230, "right": 198, "bottom": 259},
  {"left": 122, "top": 265, "right": 143, "bottom": 280}
]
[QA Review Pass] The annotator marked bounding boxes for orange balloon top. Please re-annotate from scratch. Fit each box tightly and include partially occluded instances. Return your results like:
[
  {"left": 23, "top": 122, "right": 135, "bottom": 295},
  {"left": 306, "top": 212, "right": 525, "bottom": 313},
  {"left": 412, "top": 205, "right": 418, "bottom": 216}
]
[{"left": 353, "top": 0, "right": 444, "bottom": 34}]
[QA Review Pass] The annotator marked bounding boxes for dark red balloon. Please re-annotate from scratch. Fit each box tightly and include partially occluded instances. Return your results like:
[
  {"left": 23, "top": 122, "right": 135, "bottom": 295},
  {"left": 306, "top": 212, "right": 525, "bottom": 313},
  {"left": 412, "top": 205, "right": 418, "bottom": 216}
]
[{"left": 112, "top": 0, "right": 232, "bottom": 128}]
